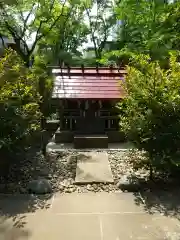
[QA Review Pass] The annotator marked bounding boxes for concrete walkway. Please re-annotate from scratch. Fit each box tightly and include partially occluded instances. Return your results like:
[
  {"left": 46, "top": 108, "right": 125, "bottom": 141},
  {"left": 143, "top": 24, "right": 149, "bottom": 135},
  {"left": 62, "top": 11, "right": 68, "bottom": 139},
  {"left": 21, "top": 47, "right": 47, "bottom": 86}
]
[{"left": 0, "top": 192, "right": 180, "bottom": 240}]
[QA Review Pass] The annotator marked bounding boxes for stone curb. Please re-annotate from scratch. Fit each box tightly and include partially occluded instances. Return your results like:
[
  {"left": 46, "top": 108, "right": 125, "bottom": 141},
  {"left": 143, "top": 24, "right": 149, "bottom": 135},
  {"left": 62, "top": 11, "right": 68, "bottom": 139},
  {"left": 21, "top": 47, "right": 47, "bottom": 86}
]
[{"left": 47, "top": 148, "right": 133, "bottom": 152}]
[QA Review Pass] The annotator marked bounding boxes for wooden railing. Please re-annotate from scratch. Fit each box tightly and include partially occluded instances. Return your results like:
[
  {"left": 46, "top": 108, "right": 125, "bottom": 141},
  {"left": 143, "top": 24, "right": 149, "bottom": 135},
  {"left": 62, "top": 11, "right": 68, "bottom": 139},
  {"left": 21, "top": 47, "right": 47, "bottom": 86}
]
[
  {"left": 63, "top": 109, "right": 119, "bottom": 117},
  {"left": 64, "top": 109, "right": 81, "bottom": 117}
]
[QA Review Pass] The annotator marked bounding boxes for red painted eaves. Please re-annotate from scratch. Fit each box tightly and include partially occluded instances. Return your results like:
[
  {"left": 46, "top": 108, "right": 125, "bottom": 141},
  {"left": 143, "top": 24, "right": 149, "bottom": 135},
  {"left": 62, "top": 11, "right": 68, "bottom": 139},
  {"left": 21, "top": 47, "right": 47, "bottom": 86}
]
[{"left": 52, "top": 67, "right": 126, "bottom": 99}]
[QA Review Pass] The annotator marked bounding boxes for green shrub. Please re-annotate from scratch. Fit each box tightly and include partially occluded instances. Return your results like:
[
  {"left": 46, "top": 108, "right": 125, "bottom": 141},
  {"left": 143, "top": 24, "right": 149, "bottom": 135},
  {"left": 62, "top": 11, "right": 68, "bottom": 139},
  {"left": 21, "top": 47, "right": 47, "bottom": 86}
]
[
  {"left": 0, "top": 49, "right": 42, "bottom": 158},
  {"left": 118, "top": 52, "right": 180, "bottom": 177},
  {"left": 32, "top": 55, "right": 54, "bottom": 120}
]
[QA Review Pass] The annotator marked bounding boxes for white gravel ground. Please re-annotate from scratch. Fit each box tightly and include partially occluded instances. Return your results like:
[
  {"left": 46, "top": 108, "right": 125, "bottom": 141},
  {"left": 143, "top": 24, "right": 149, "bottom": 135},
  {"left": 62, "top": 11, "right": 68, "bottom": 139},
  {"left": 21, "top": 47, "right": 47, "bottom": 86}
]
[{"left": 0, "top": 149, "right": 149, "bottom": 194}]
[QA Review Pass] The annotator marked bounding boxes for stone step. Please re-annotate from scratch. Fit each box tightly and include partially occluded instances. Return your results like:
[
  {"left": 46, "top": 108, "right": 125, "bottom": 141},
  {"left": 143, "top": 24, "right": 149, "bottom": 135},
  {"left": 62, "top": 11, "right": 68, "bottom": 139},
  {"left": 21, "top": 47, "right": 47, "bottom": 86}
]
[
  {"left": 74, "top": 135, "right": 108, "bottom": 149},
  {"left": 55, "top": 129, "right": 73, "bottom": 143},
  {"left": 75, "top": 152, "right": 114, "bottom": 184}
]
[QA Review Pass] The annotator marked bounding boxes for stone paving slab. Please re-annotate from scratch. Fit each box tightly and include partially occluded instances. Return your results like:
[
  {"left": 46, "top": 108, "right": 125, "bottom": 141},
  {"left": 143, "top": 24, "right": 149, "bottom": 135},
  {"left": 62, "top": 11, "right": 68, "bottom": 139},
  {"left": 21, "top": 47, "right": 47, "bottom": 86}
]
[
  {"left": 2, "top": 212, "right": 180, "bottom": 240},
  {"left": 75, "top": 152, "right": 114, "bottom": 183},
  {"left": 1, "top": 192, "right": 180, "bottom": 240},
  {"left": 22, "top": 214, "right": 101, "bottom": 240},
  {"left": 100, "top": 214, "right": 180, "bottom": 240},
  {"left": 51, "top": 192, "right": 145, "bottom": 214},
  {"left": 0, "top": 194, "right": 53, "bottom": 215}
]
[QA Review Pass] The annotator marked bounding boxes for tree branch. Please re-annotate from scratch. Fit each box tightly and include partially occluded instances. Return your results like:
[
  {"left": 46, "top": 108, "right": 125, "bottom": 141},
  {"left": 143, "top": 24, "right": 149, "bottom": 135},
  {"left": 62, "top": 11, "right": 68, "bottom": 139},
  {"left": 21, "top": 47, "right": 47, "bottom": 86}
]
[
  {"left": 0, "top": 34, "right": 5, "bottom": 48},
  {"left": 49, "top": 0, "right": 56, "bottom": 12},
  {"left": 84, "top": 5, "right": 98, "bottom": 57},
  {"left": 29, "top": 0, "right": 70, "bottom": 55},
  {"left": 98, "top": 17, "right": 108, "bottom": 54},
  {"left": 4, "top": 20, "right": 30, "bottom": 57},
  {"left": 83, "top": 1, "right": 107, "bottom": 58},
  {"left": 21, "top": 3, "right": 36, "bottom": 37},
  {"left": 4, "top": 20, "right": 21, "bottom": 39}
]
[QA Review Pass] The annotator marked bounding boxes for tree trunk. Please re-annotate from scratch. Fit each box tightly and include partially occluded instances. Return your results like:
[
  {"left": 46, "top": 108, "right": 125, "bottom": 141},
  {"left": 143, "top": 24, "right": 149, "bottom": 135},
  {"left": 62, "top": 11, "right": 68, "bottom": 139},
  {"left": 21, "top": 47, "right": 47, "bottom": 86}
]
[
  {"left": 23, "top": 55, "right": 31, "bottom": 67},
  {"left": 149, "top": 164, "right": 153, "bottom": 180}
]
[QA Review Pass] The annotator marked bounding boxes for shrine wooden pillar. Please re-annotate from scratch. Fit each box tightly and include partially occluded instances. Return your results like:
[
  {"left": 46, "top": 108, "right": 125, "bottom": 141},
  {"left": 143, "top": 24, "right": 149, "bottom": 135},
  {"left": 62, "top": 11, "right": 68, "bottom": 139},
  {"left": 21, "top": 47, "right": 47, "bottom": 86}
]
[
  {"left": 58, "top": 99, "right": 64, "bottom": 131},
  {"left": 98, "top": 100, "right": 102, "bottom": 116},
  {"left": 78, "top": 100, "right": 82, "bottom": 117}
]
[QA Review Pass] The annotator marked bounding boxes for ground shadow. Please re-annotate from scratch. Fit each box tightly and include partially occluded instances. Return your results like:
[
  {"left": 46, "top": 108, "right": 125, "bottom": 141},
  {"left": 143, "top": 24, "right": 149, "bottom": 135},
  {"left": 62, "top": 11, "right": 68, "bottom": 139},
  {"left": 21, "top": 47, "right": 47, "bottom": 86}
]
[
  {"left": 0, "top": 193, "right": 52, "bottom": 239},
  {"left": 0, "top": 130, "right": 77, "bottom": 212},
  {"left": 0, "top": 131, "right": 55, "bottom": 238},
  {"left": 133, "top": 187, "right": 180, "bottom": 220},
  {"left": 0, "top": 130, "right": 69, "bottom": 192},
  {"left": 0, "top": 216, "right": 31, "bottom": 240}
]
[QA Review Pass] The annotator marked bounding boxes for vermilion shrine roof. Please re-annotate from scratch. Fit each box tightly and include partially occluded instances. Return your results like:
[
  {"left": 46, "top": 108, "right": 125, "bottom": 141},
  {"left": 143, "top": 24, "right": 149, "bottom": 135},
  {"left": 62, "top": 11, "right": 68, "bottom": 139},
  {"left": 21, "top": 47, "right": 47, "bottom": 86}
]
[{"left": 51, "top": 67, "right": 126, "bottom": 99}]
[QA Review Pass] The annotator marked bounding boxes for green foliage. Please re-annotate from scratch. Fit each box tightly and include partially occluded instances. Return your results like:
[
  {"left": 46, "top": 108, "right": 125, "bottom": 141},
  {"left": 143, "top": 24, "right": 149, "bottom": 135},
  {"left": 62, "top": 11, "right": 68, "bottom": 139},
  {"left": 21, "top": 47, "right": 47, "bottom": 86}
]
[
  {"left": 0, "top": 49, "right": 41, "bottom": 156},
  {"left": 33, "top": 54, "right": 53, "bottom": 118},
  {"left": 0, "top": 0, "right": 117, "bottom": 66},
  {"left": 116, "top": 0, "right": 170, "bottom": 55},
  {"left": 83, "top": 0, "right": 116, "bottom": 60},
  {"left": 102, "top": 1, "right": 180, "bottom": 68},
  {"left": 0, "top": 0, "right": 76, "bottom": 64},
  {"left": 100, "top": 49, "right": 134, "bottom": 66},
  {"left": 0, "top": 0, "right": 18, "bottom": 6},
  {"left": 118, "top": 52, "right": 180, "bottom": 175}
]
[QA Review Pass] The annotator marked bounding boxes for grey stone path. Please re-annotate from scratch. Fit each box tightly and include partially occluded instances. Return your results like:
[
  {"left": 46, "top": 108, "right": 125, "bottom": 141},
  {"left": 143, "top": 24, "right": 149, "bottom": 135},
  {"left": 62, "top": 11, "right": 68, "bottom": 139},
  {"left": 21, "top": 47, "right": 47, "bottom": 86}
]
[
  {"left": 0, "top": 192, "right": 180, "bottom": 240},
  {"left": 75, "top": 152, "right": 114, "bottom": 183}
]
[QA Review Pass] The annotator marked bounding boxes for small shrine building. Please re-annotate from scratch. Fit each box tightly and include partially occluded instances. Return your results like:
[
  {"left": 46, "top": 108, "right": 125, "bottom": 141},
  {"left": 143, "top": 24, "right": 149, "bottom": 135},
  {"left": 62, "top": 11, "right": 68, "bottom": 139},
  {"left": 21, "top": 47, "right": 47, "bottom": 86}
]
[{"left": 50, "top": 66, "right": 126, "bottom": 148}]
